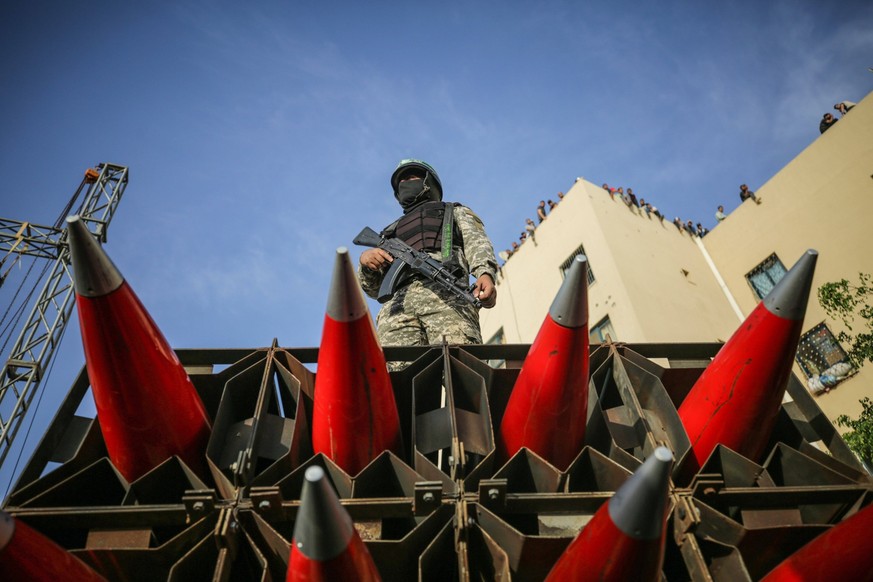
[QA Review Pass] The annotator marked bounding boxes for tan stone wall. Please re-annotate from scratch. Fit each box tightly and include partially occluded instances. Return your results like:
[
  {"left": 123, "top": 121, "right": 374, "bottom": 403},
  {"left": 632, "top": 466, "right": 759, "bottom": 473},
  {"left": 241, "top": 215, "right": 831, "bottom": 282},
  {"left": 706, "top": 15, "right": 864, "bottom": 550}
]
[
  {"left": 481, "top": 90, "right": 872, "bottom": 431},
  {"left": 481, "top": 178, "right": 740, "bottom": 346},
  {"left": 702, "top": 91, "right": 873, "bottom": 423}
]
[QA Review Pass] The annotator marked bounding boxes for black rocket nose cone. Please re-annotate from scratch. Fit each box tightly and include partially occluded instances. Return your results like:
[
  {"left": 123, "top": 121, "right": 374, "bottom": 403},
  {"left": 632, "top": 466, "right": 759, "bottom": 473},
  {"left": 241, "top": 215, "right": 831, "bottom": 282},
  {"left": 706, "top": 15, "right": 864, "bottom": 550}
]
[
  {"left": 608, "top": 446, "right": 673, "bottom": 539},
  {"left": 763, "top": 249, "right": 818, "bottom": 321},
  {"left": 293, "top": 466, "right": 354, "bottom": 560},
  {"left": 66, "top": 215, "right": 124, "bottom": 297},
  {"left": 548, "top": 254, "right": 589, "bottom": 328},
  {"left": 325, "top": 247, "right": 368, "bottom": 322}
]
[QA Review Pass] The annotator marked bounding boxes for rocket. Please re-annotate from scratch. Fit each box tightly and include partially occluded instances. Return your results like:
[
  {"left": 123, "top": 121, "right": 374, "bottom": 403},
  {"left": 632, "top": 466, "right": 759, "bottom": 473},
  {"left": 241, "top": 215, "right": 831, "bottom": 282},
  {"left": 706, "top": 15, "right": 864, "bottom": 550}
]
[
  {"left": 544, "top": 446, "right": 673, "bottom": 581},
  {"left": 498, "top": 254, "right": 590, "bottom": 470},
  {"left": 0, "top": 510, "right": 107, "bottom": 581},
  {"left": 761, "top": 502, "right": 873, "bottom": 582},
  {"left": 311, "top": 247, "right": 402, "bottom": 475},
  {"left": 678, "top": 250, "right": 817, "bottom": 480},
  {"left": 66, "top": 215, "right": 211, "bottom": 482},
  {"left": 286, "top": 465, "right": 381, "bottom": 581}
]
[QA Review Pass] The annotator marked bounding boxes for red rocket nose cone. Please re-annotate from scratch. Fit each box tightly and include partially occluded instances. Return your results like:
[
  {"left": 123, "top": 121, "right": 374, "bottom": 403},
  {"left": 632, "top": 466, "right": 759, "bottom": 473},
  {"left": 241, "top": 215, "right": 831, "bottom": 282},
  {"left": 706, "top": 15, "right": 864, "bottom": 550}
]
[
  {"left": 65, "top": 215, "right": 123, "bottom": 297},
  {"left": 71, "top": 214, "right": 211, "bottom": 483},
  {"left": 762, "top": 503, "right": 873, "bottom": 581},
  {"left": 326, "top": 247, "right": 368, "bottom": 322},
  {"left": 677, "top": 249, "right": 819, "bottom": 478},
  {"left": 0, "top": 510, "right": 12, "bottom": 552},
  {"left": 312, "top": 248, "right": 401, "bottom": 475},
  {"left": 0, "top": 511, "right": 108, "bottom": 581},
  {"left": 544, "top": 447, "right": 673, "bottom": 582},
  {"left": 287, "top": 467, "right": 382, "bottom": 581},
  {"left": 498, "top": 253, "right": 590, "bottom": 470},
  {"left": 608, "top": 447, "right": 673, "bottom": 539}
]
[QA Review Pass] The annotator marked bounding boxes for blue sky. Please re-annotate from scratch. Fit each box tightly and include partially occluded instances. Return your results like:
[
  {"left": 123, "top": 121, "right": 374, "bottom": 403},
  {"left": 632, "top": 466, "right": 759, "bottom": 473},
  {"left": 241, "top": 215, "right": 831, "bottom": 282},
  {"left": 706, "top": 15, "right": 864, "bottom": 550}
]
[{"left": 1, "top": 0, "right": 871, "bottom": 491}]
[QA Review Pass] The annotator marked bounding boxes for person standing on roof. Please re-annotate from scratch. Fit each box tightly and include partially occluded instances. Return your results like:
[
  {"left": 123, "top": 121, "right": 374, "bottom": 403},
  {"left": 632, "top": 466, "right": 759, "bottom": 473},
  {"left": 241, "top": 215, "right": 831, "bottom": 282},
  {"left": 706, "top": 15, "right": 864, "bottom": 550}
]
[{"left": 358, "top": 159, "right": 498, "bottom": 350}]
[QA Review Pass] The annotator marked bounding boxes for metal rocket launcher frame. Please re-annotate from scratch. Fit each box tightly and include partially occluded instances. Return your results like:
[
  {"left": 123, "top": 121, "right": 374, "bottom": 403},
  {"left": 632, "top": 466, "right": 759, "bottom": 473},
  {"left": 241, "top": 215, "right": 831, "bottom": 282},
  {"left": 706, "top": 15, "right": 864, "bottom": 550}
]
[
  {"left": 3, "top": 339, "right": 871, "bottom": 581},
  {"left": 2, "top": 241, "right": 872, "bottom": 580}
]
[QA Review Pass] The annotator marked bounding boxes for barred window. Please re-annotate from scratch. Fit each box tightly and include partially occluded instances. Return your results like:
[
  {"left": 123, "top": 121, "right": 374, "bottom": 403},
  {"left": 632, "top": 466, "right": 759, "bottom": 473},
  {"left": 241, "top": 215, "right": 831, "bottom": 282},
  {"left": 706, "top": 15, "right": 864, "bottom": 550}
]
[
  {"left": 487, "top": 328, "right": 505, "bottom": 345},
  {"left": 797, "top": 323, "right": 852, "bottom": 376},
  {"left": 746, "top": 253, "right": 787, "bottom": 300},
  {"left": 560, "top": 244, "right": 596, "bottom": 285},
  {"left": 486, "top": 327, "right": 506, "bottom": 369},
  {"left": 589, "top": 316, "right": 616, "bottom": 343},
  {"left": 796, "top": 323, "right": 855, "bottom": 394}
]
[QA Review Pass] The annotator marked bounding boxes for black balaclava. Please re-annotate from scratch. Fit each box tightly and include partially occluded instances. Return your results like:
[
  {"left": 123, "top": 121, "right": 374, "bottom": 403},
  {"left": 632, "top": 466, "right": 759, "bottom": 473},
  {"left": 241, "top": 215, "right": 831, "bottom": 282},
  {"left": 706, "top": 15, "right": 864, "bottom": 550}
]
[{"left": 397, "top": 173, "right": 440, "bottom": 212}]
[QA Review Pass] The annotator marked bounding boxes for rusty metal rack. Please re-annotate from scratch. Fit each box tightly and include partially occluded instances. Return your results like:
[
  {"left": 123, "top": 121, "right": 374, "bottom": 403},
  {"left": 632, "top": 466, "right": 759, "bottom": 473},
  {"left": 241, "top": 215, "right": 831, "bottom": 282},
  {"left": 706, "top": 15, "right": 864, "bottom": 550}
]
[{"left": 3, "top": 342, "right": 871, "bottom": 581}]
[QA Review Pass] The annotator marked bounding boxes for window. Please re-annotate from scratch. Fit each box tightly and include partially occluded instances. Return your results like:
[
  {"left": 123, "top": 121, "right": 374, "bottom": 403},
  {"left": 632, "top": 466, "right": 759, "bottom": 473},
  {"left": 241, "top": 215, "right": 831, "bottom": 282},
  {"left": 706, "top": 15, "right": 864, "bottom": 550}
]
[
  {"left": 486, "top": 327, "right": 506, "bottom": 368},
  {"left": 589, "top": 316, "right": 616, "bottom": 343},
  {"left": 487, "top": 328, "right": 505, "bottom": 345},
  {"left": 796, "top": 323, "right": 855, "bottom": 393},
  {"left": 560, "top": 244, "right": 596, "bottom": 285},
  {"left": 746, "top": 253, "right": 787, "bottom": 300}
]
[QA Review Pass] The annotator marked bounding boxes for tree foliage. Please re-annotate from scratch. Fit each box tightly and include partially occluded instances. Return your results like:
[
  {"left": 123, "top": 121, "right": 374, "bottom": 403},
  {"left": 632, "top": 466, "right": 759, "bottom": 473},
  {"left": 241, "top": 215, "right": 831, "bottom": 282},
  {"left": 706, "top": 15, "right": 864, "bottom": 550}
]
[
  {"left": 835, "top": 397, "right": 873, "bottom": 467},
  {"left": 817, "top": 272, "right": 873, "bottom": 368},
  {"left": 818, "top": 273, "right": 873, "bottom": 467}
]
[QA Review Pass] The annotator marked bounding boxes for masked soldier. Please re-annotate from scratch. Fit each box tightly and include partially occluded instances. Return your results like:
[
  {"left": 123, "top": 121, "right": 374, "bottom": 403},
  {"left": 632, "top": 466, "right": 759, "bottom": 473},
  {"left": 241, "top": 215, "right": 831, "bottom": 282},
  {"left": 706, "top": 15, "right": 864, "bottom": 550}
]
[{"left": 358, "top": 159, "right": 498, "bottom": 349}]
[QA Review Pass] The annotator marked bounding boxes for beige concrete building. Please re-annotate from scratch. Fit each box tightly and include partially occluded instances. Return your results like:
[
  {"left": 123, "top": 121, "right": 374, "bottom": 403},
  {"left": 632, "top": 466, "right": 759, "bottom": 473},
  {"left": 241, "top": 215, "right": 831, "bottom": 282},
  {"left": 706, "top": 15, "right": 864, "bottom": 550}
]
[{"left": 482, "top": 91, "right": 873, "bottom": 426}]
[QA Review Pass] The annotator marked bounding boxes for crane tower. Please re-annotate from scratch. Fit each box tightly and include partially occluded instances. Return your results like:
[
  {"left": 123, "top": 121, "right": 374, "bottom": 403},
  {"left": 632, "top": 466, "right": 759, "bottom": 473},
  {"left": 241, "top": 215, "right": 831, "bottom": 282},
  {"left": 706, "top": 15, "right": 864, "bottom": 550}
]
[{"left": 0, "top": 163, "right": 128, "bottom": 469}]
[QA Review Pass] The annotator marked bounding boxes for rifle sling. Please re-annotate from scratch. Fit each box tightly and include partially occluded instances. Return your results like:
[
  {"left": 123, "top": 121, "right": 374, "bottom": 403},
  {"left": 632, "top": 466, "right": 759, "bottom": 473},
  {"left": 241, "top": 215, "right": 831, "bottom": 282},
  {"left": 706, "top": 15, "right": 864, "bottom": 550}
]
[{"left": 440, "top": 203, "right": 453, "bottom": 261}]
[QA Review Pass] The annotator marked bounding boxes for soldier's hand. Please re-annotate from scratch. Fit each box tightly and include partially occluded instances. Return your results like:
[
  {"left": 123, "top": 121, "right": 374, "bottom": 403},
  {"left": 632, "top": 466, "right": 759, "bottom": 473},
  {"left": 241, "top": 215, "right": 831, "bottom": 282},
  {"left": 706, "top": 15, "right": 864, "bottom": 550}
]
[
  {"left": 473, "top": 274, "right": 497, "bottom": 308},
  {"left": 360, "top": 248, "right": 393, "bottom": 271}
]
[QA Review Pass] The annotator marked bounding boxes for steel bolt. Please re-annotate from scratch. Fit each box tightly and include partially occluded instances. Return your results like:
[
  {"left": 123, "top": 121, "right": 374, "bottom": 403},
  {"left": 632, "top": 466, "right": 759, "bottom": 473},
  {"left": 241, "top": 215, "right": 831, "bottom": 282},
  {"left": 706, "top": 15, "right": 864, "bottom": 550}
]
[
  {"left": 192, "top": 501, "right": 205, "bottom": 512},
  {"left": 422, "top": 492, "right": 435, "bottom": 503},
  {"left": 487, "top": 488, "right": 500, "bottom": 500},
  {"left": 258, "top": 500, "right": 271, "bottom": 510}
]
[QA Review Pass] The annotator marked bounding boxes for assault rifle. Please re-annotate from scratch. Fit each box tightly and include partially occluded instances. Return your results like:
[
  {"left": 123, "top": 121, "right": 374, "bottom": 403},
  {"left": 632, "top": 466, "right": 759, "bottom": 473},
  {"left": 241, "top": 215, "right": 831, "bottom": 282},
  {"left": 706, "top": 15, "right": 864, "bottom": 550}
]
[{"left": 353, "top": 227, "right": 481, "bottom": 308}]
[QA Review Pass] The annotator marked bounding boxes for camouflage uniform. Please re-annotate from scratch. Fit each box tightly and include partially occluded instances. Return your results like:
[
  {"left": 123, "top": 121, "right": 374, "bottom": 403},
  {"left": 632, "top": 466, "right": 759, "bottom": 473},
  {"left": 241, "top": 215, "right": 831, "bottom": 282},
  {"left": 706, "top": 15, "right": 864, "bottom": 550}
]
[{"left": 358, "top": 205, "right": 498, "bottom": 349}]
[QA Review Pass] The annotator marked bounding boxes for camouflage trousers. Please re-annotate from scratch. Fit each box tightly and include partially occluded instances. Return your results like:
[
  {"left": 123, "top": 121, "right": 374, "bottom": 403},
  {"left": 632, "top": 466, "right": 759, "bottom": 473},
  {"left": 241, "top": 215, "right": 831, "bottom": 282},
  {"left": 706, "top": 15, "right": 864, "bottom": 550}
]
[{"left": 376, "top": 280, "right": 481, "bottom": 370}]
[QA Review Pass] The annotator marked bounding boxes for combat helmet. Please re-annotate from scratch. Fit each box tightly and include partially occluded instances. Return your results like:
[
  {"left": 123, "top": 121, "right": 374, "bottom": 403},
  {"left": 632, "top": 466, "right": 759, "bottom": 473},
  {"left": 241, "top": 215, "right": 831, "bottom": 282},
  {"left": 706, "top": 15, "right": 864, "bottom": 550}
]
[{"left": 391, "top": 159, "right": 443, "bottom": 200}]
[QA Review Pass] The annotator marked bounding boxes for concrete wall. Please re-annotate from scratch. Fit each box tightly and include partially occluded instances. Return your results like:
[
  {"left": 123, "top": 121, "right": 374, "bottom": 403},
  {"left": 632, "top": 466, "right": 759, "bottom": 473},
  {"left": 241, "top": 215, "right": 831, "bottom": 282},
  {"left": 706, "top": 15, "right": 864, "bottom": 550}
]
[
  {"left": 702, "top": 91, "right": 873, "bottom": 423},
  {"left": 481, "top": 178, "right": 740, "bottom": 346},
  {"left": 481, "top": 90, "right": 872, "bottom": 429}
]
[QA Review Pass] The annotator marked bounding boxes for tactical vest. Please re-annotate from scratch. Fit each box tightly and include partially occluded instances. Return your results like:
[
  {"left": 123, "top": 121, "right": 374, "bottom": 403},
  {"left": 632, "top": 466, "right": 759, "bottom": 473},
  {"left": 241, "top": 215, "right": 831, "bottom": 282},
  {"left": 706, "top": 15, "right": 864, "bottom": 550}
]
[
  {"left": 381, "top": 202, "right": 465, "bottom": 289},
  {"left": 383, "top": 201, "right": 463, "bottom": 258}
]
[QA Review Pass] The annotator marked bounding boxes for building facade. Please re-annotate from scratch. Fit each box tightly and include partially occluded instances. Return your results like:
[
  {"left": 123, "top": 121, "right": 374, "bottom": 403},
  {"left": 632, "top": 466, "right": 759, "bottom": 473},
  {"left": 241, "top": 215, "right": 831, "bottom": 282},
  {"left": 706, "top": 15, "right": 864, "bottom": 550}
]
[{"left": 482, "top": 91, "right": 873, "bottom": 426}]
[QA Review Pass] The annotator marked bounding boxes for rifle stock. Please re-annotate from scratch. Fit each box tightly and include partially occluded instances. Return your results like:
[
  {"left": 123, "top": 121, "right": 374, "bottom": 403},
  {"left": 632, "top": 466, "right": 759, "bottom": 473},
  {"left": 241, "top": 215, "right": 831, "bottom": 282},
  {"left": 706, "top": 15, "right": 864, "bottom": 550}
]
[{"left": 353, "top": 227, "right": 383, "bottom": 248}]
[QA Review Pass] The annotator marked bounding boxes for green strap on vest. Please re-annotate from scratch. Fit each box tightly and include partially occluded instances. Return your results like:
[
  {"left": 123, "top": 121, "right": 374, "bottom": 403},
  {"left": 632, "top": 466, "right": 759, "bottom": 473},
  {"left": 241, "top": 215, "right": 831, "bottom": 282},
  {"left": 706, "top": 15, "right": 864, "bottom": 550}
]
[{"left": 440, "top": 203, "right": 453, "bottom": 261}]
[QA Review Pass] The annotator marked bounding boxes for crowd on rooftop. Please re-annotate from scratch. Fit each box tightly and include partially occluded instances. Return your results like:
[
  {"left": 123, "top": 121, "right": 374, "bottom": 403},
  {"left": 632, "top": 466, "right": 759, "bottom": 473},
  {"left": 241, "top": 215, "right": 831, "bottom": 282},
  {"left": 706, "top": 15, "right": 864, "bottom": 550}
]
[
  {"left": 498, "top": 178, "right": 763, "bottom": 267},
  {"left": 498, "top": 96, "right": 856, "bottom": 267},
  {"left": 499, "top": 192, "right": 565, "bottom": 262},
  {"left": 820, "top": 100, "right": 855, "bottom": 134},
  {"left": 601, "top": 182, "right": 718, "bottom": 238}
]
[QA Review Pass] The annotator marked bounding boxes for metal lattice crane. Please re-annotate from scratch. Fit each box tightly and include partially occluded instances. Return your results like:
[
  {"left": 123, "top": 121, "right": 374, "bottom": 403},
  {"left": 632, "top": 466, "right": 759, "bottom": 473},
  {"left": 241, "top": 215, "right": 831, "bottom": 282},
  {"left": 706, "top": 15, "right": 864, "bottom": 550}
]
[{"left": 0, "top": 163, "right": 128, "bottom": 469}]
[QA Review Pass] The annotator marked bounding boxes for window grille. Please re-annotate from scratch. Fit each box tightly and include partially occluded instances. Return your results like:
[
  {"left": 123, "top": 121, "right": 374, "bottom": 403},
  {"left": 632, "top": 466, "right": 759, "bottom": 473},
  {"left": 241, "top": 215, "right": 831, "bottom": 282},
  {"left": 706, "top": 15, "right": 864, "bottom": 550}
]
[
  {"left": 487, "top": 328, "right": 505, "bottom": 345},
  {"left": 746, "top": 253, "right": 787, "bottom": 300},
  {"left": 796, "top": 323, "right": 853, "bottom": 378},
  {"left": 486, "top": 327, "right": 506, "bottom": 368},
  {"left": 560, "top": 244, "right": 596, "bottom": 285},
  {"left": 589, "top": 316, "right": 616, "bottom": 343}
]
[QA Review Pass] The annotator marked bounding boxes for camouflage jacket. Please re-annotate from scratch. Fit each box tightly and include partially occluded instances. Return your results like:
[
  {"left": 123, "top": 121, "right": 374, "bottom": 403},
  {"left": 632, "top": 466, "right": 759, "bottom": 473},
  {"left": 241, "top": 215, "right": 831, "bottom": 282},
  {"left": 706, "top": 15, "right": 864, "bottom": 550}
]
[{"left": 358, "top": 204, "right": 498, "bottom": 300}]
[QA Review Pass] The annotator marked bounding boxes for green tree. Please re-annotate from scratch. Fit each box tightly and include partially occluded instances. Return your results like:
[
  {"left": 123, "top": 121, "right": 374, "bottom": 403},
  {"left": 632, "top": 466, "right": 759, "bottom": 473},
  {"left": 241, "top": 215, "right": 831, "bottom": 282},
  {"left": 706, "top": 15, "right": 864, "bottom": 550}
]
[
  {"left": 817, "top": 272, "right": 873, "bottom": 368},
  {"left": 818, "top": 273, "right": 873, "bottom": 466},
  {"left": 834, "top": 397, "right": 873, "bottom": 467}
]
